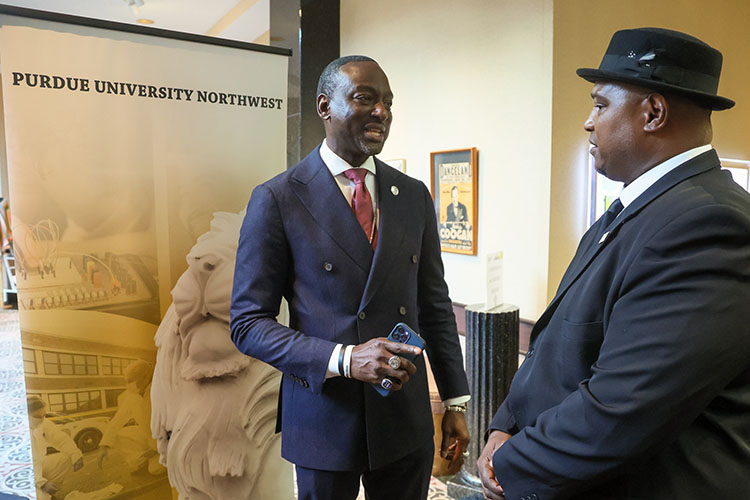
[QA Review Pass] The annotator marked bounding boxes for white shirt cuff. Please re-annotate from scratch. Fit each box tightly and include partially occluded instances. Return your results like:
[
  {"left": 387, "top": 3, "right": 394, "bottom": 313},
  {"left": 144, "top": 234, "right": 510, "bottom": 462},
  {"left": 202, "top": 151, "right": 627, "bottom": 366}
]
[
  {"left": 325, "top": 343, "right": 343, "bottom": 379},
  {"left": 443, "top": 395, "right": 471, "bottom": 407}
]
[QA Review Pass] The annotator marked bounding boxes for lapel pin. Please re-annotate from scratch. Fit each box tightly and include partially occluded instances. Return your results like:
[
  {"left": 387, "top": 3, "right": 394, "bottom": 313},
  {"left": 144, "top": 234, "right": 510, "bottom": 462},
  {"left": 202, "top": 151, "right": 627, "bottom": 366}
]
[
  {"left": 599, "top": 232, "right": 609, "bottom": 244},
  {"left": 391, "top": 185, "right": 399, "bottom": 196}
]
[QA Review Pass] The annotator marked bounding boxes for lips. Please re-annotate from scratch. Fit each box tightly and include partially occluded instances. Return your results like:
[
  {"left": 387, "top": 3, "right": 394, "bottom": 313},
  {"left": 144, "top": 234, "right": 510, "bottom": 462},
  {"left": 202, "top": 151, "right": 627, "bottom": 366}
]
[{"left": 364, "top": 124, "right": 386, "bottom": 141}]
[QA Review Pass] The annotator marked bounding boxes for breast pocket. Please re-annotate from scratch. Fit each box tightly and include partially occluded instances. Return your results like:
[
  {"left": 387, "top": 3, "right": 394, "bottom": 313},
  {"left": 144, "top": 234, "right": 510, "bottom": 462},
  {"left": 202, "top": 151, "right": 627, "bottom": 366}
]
[{"left": 559, "top": 319, "right": 603, "bottom": 375}]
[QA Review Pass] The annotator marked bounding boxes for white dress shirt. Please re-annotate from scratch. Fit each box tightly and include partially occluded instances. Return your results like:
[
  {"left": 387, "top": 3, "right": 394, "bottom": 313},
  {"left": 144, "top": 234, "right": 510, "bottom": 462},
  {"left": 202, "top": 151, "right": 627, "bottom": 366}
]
[
  {"left": 619, "top": 144, "right": 712, "bottom": 208},
  {"left": 319, "top": 139, "right": 378, "bottom": 214}
]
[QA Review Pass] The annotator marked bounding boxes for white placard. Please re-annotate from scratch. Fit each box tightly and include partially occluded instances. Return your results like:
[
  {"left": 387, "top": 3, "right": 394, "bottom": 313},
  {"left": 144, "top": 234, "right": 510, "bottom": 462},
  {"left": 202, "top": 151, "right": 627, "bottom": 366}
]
[{"left": 486, "top": 250, "right": 504, "bottom": 310}]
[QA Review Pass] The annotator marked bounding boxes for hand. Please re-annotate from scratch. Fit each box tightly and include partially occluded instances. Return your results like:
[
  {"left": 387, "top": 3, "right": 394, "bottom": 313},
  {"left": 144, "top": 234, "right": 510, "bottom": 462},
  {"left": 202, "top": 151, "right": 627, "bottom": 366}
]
[
  {"left": 41, "top": 481, "right": 60, "bottom": 495},
  {"left": 477, "top": 430, "right": 511, "bottom": 500},
  {"left": 350, "top": 337, "right": 420, "bottom": 390},
  {"left": 440, "top": 410, "right": 470, "bottom": 463},
  {"left": 73, "top": 457, "right": 84, "bottom": 471},
  {"left": 97, "top": 445, "right": 109, "bottom": 469}
]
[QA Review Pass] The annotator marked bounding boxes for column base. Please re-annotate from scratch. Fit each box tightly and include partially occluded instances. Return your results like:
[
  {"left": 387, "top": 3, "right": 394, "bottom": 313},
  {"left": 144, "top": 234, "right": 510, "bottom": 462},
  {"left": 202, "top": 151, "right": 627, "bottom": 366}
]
[{"left": 446, "top": 470, "right": 483, "bottom": 500}]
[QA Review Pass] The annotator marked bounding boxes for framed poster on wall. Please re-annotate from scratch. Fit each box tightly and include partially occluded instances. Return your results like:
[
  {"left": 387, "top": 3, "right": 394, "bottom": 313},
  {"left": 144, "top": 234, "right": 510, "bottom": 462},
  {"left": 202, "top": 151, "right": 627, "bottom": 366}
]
[
  {"left": 384, "top": 158, "right": 406, "bottom": 173},
  {"left": 430, "top": 147, "right": 478, "bottom": 255}
]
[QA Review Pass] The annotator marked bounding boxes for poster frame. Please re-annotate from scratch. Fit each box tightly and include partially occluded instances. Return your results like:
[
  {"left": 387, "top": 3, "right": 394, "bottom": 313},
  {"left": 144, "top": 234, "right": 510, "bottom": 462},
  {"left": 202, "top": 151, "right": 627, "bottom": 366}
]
[{"left": 430, "top": 147, "right": 478, "bottom": 255}]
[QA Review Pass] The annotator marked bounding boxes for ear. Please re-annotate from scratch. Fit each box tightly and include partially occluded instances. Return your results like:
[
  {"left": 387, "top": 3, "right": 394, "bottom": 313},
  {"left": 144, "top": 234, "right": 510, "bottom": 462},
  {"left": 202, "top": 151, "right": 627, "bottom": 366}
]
[
  {"left": 642, "top": 93, "right": 668, "bottom": 132},
  {"left": 317, "top": 94, "right": 331, "bottom": 120}
]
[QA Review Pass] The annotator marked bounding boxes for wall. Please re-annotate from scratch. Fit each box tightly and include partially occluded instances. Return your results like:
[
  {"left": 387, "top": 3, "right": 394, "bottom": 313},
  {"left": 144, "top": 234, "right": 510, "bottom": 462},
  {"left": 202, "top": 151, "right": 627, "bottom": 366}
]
[
  {"left": 340, "top": 0, "right": 554, "bottom": 320},
  {"left": 548, "top": 0, "right": 750, "bottom": 300}
]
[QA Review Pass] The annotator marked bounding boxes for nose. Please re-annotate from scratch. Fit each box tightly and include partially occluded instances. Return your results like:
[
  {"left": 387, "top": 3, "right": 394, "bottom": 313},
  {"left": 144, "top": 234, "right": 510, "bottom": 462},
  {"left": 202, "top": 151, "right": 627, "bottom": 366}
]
[
  {"left": 372, "top": 101, "right": 390, "bottom": 121},
  {"left": 584, "top": 110, "right": 595, "bottom": 132}
]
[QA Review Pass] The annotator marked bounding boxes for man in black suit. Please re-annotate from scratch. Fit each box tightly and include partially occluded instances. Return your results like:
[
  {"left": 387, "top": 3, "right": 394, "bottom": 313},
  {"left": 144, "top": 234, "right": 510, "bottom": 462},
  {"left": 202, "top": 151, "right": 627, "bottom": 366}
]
[
  {"left": 478, "top": 28, "right": 750, "bottom": 500},
  {"left": 446, "top": 185, "right": 468, "bottom": 223},
  {"left": 231, "top": 56, "right": 470, "bottom": 500}
]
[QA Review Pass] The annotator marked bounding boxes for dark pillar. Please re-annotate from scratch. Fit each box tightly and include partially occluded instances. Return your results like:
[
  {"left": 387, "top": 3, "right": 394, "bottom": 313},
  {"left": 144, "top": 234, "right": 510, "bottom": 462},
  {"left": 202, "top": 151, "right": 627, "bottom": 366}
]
[
  {"left": 299, "top": 0, "right": 339, "bottom": 160},
  {"left": 448, "top": 303, "right": 520, "bottom": 500},
  {"left": 270, "top": 0, "right": 301, "bottom": 168}
]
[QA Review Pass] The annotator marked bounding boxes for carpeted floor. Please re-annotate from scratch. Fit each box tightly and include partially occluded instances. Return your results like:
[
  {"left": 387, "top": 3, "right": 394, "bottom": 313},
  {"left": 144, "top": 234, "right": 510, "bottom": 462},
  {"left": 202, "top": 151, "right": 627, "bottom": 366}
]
[{"left": 0, "top": 308, "right": 33, "bottom": 500}]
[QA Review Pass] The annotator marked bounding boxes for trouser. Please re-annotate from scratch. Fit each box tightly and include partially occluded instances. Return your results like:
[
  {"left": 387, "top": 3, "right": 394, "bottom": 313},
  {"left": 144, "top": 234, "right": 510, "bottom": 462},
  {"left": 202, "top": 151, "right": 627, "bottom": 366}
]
[
  {"left": 295, "top": 440, "right": 434, "bottom": 500},
  {"left": 42, "top": 452, "right": 74, "bottom": 484}
]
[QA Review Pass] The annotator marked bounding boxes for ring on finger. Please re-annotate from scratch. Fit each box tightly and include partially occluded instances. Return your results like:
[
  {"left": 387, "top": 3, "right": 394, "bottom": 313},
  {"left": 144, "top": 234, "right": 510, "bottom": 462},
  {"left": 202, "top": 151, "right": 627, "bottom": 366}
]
[
  {"left": 380, "top": 378, "right": 393, "bottom": 390},
  {"left": 388, "top": 355, "right": 401, "bottom": 370}
]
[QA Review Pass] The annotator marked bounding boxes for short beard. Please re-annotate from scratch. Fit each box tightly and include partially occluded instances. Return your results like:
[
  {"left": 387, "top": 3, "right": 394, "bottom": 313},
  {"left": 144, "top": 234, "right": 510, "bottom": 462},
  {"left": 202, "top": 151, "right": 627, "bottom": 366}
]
[{"left": 355, "top": 137, "right": 384, "bottom": 157}]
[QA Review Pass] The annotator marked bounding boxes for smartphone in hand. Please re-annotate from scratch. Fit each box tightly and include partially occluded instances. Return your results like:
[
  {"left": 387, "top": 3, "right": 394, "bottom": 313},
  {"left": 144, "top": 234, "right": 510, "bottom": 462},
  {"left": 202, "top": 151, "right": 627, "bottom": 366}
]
[{"left": 373, "top": 322, "right": 425, "bottom": 397}]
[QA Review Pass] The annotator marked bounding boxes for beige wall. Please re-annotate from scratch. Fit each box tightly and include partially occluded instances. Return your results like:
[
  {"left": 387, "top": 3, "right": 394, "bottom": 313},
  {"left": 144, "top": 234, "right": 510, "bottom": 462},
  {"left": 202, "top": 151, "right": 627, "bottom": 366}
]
[
  {"left": 549, "top": 0, "right": 750, "bottom": 300},
  {"left": 341, "top": 0, "right": 554, "bottom": 319},
  {"left": 341, "top": 0, "right": 749, "bottom": 317}
]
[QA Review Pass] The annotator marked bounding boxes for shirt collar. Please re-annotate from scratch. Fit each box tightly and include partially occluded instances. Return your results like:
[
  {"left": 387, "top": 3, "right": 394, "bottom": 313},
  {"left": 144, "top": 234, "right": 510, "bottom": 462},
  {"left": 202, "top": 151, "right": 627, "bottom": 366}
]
[
  {"left": 319, "top": 139, "right": 377, "bottom": 177},
  {"left": 619, "top": 144, "right": 712, "bottom": 208}
]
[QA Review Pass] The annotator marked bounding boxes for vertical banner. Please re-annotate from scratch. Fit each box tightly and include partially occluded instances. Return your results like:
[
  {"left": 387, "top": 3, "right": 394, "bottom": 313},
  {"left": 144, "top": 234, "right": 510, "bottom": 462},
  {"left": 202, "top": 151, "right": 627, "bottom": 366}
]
[{"left": 1, "top": 20, "right": 289, "bottom": 500}]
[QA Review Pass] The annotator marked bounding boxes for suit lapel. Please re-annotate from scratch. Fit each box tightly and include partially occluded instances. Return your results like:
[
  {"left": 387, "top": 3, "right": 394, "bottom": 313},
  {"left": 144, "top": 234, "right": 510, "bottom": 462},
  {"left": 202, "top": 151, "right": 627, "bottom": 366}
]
[
  {"left": 289, "top": 148, "right": 374, "bottom": 273},
  {"left": 531, "top": 150, "right": 720, "bottom": 341},
  {"left": 360, "top": 160, "right": 407, "bottom": 309}
]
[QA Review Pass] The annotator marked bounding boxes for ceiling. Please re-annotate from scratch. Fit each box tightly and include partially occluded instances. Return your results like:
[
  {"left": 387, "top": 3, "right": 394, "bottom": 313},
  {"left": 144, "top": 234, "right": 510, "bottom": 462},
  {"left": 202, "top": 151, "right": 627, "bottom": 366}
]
[{"left": 0, "top": 0, "right": 271, "bottom": 44}]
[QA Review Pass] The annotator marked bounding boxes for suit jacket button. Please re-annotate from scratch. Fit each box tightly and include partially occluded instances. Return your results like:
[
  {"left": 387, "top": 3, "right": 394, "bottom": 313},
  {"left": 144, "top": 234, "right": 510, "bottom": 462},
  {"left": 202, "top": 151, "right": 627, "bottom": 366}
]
[
  {"left": 323, "top": 262, "right": 333, "bottom": 272},
  {"left": 399, "top": 306, "right": 407, "bottom": 316},
  {"left": 411, "top": 254, "right": 418, "bottom": 263},
  {"left": 358, "top": 311, "right": 366, "bottom": 320}
]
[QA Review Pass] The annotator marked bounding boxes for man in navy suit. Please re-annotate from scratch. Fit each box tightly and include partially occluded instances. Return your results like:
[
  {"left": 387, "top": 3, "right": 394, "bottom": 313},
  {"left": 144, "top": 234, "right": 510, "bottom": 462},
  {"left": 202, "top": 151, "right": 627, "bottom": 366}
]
[
  {"left": 230, "top": 56, "right": 470, "bottom": 500},
  {"left": 478, "top": 28, "right": 750, "bottom": 500}
]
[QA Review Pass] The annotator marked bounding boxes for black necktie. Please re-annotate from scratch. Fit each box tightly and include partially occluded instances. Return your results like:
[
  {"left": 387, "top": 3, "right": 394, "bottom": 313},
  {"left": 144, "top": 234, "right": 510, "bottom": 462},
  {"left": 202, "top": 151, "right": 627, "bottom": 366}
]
[
  {"left": 593, "top": 199, "right": 624, "bottom": 245},
  {"left": 601, "top": 198, "right": 624, "bottom": 228}
]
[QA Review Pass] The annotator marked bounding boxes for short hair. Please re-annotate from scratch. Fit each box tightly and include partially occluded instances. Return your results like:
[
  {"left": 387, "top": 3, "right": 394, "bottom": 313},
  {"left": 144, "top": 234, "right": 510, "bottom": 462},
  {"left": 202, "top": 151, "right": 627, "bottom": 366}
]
[
  {"left": 317, "top": 55, "right": 377, "bottom": 97},
  {"left": 451, "top": 186, "right": 459, "bottom": 194},
  {"left": 124, "top": 359, "right": 152, "bottom": 383},
  {"left": 27, "top": 395, "right": 46, "bottom": 413}
]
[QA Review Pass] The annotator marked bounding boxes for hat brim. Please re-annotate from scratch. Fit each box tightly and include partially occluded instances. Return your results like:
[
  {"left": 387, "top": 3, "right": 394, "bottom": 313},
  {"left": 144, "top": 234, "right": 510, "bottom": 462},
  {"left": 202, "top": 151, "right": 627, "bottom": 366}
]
[{"left": 576, "top": 68, "right": 735, "bottom": 110}]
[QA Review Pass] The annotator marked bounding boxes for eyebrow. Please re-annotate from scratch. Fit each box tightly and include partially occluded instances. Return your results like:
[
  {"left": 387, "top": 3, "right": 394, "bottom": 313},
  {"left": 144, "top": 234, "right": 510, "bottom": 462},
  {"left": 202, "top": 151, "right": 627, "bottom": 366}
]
[{"left": 353, "top": 85, "right": 393, "bottom": 99}]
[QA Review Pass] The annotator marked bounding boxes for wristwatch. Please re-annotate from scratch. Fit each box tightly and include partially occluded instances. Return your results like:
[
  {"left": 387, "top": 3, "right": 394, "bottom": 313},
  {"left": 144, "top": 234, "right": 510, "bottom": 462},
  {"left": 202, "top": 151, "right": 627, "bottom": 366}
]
[{"left": 445, "top": 402, "right": 468, "bottom": 413}]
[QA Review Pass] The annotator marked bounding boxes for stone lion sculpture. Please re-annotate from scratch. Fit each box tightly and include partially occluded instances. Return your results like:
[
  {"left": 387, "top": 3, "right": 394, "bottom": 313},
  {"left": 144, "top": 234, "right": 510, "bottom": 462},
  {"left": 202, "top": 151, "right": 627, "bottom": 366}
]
[{"left": 151, "top": 211, "right": 293, "bottom": 500}]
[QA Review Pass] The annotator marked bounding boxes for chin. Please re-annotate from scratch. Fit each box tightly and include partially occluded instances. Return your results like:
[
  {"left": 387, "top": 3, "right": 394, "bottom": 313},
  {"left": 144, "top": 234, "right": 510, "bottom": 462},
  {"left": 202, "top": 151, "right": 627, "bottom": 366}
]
[{"left": 357, "top": 140, "right": 385, "bottom": 157}]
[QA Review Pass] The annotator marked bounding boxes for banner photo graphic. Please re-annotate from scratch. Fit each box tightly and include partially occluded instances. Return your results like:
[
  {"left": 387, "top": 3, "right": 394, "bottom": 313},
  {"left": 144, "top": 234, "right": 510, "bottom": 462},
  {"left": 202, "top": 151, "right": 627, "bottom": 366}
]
[{"left": 1, "top": 21, "right": 291, "bottom": 500}]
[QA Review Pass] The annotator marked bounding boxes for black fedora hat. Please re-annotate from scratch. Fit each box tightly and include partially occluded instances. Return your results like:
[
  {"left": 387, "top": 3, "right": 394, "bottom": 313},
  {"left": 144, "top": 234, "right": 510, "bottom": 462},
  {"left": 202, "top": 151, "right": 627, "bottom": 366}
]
[{"left": 577, "top": 27, "right": 734, "bottom": 110}]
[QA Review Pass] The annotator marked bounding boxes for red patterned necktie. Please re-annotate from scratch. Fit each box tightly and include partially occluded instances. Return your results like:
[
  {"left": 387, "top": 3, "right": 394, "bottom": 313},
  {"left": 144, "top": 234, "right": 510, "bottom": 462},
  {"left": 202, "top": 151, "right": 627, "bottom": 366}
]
[{"left": 343, "top": 168, "right": 374, "bottom": 243}]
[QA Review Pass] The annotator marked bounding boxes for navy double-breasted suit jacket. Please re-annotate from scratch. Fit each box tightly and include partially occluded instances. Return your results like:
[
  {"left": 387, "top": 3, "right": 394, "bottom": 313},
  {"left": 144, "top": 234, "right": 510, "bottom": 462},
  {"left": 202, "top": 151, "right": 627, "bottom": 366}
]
[
  {"left": 489, "top": 150, "right": 750, "bottom": 499},
  {"left": 230, "top": 147, "right": 469, "bottom": 471}
]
